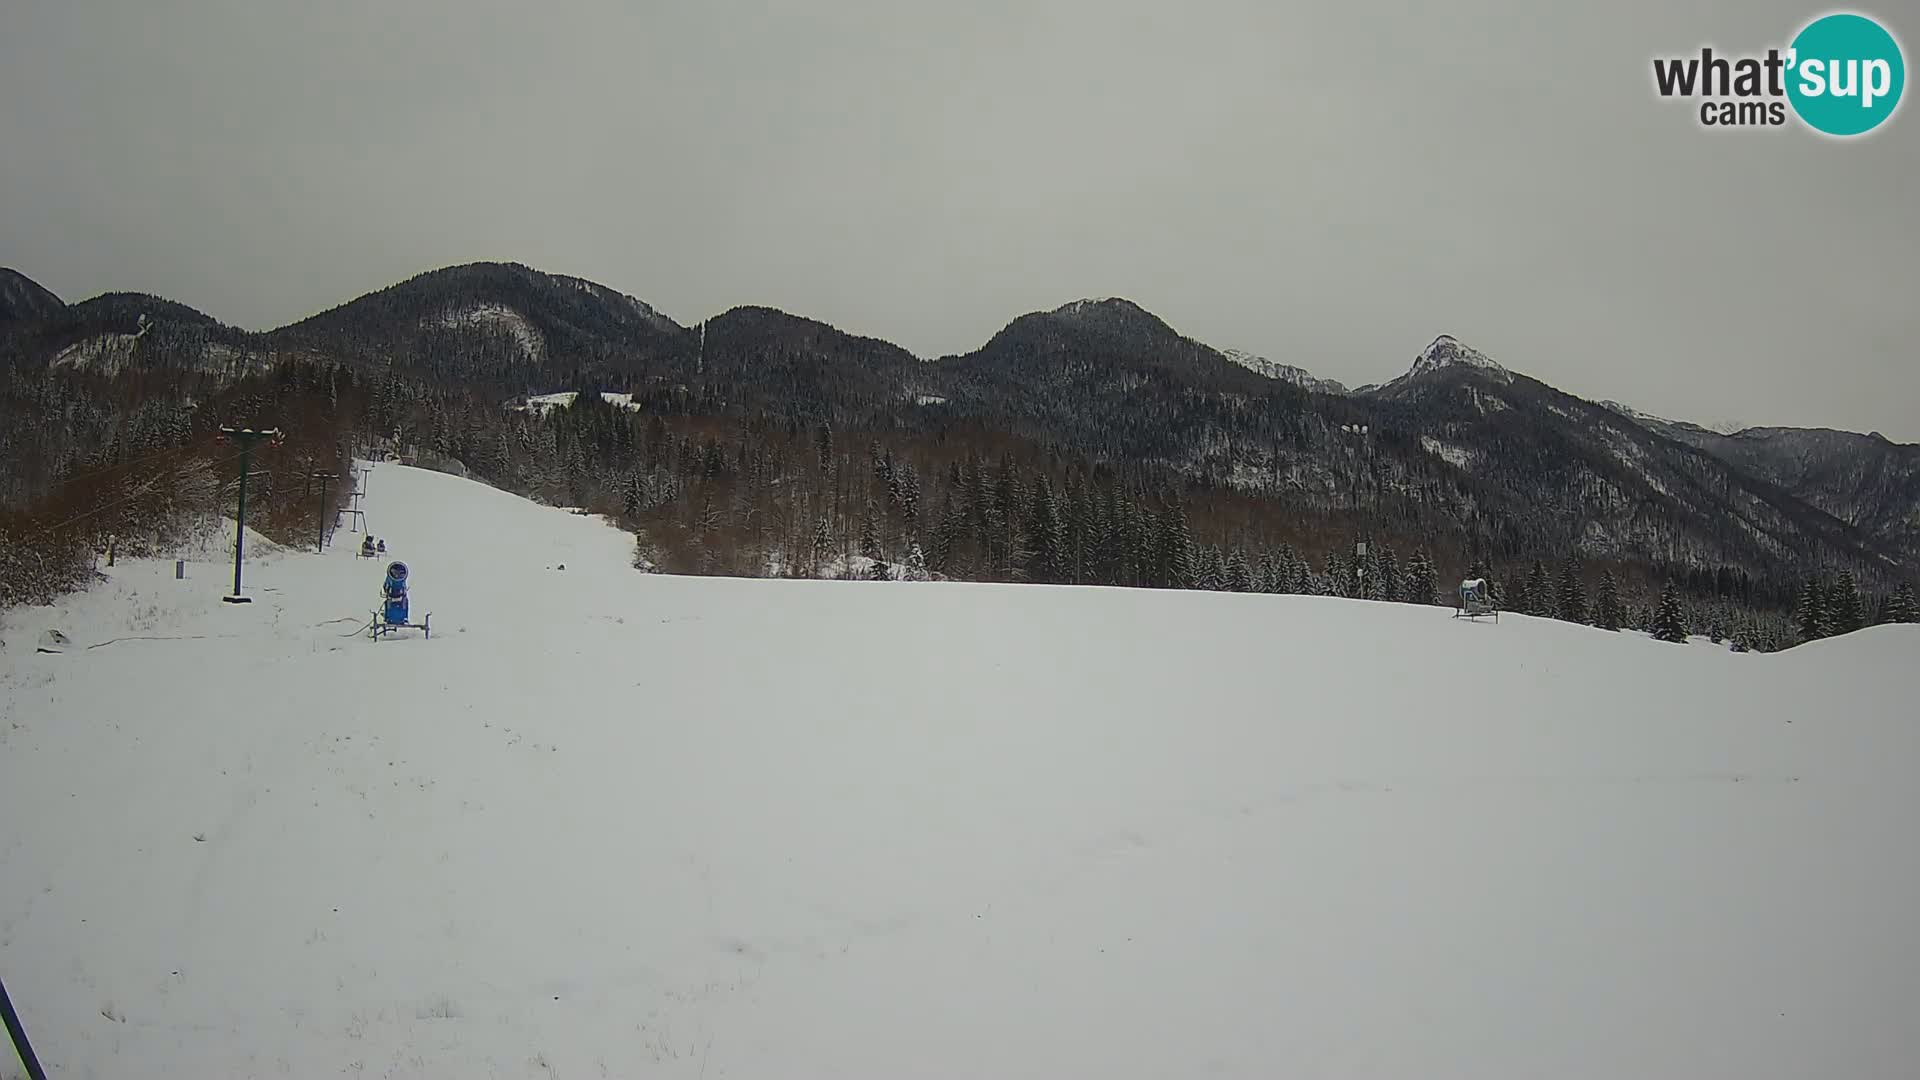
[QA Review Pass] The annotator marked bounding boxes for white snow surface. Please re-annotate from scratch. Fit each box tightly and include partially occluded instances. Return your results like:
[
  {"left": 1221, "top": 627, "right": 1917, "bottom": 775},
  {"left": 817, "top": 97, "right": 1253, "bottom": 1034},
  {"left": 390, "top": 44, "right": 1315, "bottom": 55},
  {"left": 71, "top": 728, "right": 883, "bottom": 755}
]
[
  {"left": 508, "top": 391, "right": 642, "bottom": 415},
  {"left": 1219, "top": 349, "right": 1348, "bottom": 394},
  {"left": 51, "top": 333, "right": 143, "bottom": 374},
  {"left": 1054, "top": 297, "right": 1121, "bottom": 316},
  {"left": 3, "top": 464, "right": 1918, "bottom": 1079},
  {"left": 1420, "top": 433, "right": 1477, "bottom": 470},
  {"left": 433, "top": 303, "right": 545, "bottom": 362},
  {"left": 1406, "top": 334, "right": 1513, "bottom": 383}
]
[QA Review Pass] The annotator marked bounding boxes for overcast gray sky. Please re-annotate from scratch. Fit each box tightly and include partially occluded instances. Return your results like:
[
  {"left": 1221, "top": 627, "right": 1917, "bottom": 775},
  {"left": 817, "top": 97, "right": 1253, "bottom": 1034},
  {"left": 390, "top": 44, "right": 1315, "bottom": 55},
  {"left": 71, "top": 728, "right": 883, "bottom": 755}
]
[{"left": 4, "top": 0, "right": 1915, "bottom": 437}]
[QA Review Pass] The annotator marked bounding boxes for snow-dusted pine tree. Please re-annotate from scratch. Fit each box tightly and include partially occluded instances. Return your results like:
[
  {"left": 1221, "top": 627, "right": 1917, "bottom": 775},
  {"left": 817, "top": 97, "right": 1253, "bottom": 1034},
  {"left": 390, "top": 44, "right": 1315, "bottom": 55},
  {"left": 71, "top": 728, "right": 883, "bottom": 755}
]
[
  {"left": 1730, "top": 623, "right": 1753, "bottom": 652},
  {"left": 1226, "top": 549, "right": 1253, "bottom": 593},
  {"left": 1795, "top": 578, "right": 1829, "bottom": 641},
  {"left": 1829, "top": 570, "right": 1863, "bottom": 635},
  {"left": 1256, "top": 549, "right": 1280, "bottom": 593},
  {"left": 1886, "top": 583, "right": 1918, "bottom": 623},
  {"left": 1593, "top": 569, "right": 1622, "bottom": 630},
  {"left": 1156, "top": 501, "right": 1193, "bottom": 589},
  {"left": 905, "top": 541, "right": 929, "bottom": 582},
  {"left": 1375, "top": 546, "right": 1398, "bottom": 603},
  {"left": 931, "top": 494, "right": 962, "bottom": 575},
  {"left": 1651, "top": 582, "right": 1689, "bottom": 643},
  {"left": 1523, "top": 560, "right": 1551, "bottom": 617},
  {"left": 898, "top": 461, "right": 921, "bottom": 523},
  {"left": 811, "top": 516, "right": 832, "bottom": 577},
  {"left": 1199, "top": 546, "right": 1226, "bottom": 591},
  {"left": 1556, "top": 556, "right": 1586, "bottom": 624},
  {"left": 621, "top": 473, "right": 643, "bottom": 520},
  {"left": 1405, "top": 550, "right": 1438, "bottom": 606}
]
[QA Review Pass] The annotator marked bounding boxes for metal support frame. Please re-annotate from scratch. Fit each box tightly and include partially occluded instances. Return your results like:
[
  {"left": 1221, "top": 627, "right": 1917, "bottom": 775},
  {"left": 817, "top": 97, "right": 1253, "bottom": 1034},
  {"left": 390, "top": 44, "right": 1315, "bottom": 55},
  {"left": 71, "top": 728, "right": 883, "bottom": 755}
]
[
  {"left": 216, "top": 427, "right": 283, "bottom": 603},
  {"left": 1341, "top": 423, "right": 1373, "bottom": 598},
  {"left": 338, "top": 466, "right": 368, "bottom": 534},
  {"left": 311, "top": 471, "right": 339, "bottom": 552},
  {"left": 1454, "top": 579, "right": 1500, "bottom": 622},
  {"left": 369, "top": 610, "right": 431, "bottom": 641}
]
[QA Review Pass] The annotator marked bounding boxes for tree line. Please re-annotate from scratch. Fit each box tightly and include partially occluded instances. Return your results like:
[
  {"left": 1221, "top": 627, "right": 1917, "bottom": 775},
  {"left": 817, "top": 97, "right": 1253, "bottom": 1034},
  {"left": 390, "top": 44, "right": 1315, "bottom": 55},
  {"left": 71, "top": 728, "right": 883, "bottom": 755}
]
[{"left": 4, "top": 359, "right": 1915, "bottom": 653}]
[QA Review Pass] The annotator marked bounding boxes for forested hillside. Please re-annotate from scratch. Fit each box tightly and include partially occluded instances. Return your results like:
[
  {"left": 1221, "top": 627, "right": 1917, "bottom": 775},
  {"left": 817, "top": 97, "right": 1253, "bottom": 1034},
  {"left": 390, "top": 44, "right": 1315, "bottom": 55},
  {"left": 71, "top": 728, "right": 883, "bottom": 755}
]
[{"left": 3, "top": 262, "right": 1914, "bottom": 650}]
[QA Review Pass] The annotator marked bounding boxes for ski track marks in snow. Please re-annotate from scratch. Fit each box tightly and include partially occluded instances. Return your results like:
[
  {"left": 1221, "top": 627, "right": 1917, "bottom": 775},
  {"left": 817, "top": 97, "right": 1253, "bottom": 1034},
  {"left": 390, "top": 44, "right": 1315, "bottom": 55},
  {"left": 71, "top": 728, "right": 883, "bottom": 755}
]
[{"left": 0, "top": 462, "right": 1917, "bottom": 1078}]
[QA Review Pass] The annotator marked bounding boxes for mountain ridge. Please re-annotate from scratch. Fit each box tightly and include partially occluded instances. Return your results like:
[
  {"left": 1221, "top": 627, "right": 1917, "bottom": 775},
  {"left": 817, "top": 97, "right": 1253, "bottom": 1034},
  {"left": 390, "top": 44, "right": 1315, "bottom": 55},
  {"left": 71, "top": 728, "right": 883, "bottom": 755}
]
[
  {"left": 0, "top": 267, "right": 66, "bottom": 322},
  {"left": 8, "top": 259, "right": 1908, "bottom": 448},
  {"left": 3, "top": 260, "right": 1913, "bottom": 590},
  {"left": 1219, "top": 349, "right": 1349, "bottom": 395}
]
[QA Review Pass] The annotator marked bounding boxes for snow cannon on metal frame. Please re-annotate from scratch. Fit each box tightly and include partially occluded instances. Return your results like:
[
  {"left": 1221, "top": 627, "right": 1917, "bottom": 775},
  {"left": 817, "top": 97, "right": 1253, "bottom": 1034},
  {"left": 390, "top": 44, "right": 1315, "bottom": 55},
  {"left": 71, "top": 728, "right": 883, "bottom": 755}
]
[
  {"left": 382, "top": 561, "right": 409, "bottom": 622},
  {"left": 369, "top": 559, "right": 431, "bottom": 640},
  {"left": 1454, "top": 577, "right": 1498, "bottom": 621}
]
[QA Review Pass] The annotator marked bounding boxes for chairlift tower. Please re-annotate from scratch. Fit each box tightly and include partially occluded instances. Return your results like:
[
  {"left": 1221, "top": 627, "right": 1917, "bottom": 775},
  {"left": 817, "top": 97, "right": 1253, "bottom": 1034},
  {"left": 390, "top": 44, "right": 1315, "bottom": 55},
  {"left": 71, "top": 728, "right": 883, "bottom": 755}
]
[
  {"left": 310, "top": 471, "right": 340, "bottom": 552},
  {"left": 338, "top": 465, "right": 368, "bottom": 534},
  {"left": 215, "top": 427, "right": 284, "bottom": 603},
  {"left": 1340, "top": 423, "right": 1373, "bottom": 594}
]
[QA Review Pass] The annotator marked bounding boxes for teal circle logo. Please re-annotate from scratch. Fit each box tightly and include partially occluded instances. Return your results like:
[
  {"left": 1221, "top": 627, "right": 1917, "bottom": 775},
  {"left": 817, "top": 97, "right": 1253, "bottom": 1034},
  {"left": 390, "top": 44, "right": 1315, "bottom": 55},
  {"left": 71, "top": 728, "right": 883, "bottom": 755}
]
[{"left": 1786, "top": 13, "right": 1905, "bottom": 136}]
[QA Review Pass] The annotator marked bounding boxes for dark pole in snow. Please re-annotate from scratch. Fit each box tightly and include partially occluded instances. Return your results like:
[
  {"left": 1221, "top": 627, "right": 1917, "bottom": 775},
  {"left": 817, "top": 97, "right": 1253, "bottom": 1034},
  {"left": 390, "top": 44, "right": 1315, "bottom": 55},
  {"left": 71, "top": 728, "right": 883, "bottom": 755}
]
[
  {"left": 1340, "top": 423, "right": 1370, "bottom": 596},
  {"left": 312, "top": 472, "right": 338, "bottom": 553},
  {"left": 219, "top": 427, "right": 282, "bottom": 604},
  {"left": 231, "top": 443, "right": 250, "bottom": 599},
  {"left": 0, "top": 973, "right": 48, "bottom": 1080}
]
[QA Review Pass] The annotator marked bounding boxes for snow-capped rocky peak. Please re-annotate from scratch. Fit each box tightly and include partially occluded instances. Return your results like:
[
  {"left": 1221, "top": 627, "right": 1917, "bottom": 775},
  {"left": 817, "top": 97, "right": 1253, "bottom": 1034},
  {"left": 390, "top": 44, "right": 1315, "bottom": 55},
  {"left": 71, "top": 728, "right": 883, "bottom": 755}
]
[
  {"left": 1600, "top": 399, "right": 1672, "bottom": 426},
  {"left": 1041, "top": 297, "right": 1181, "bottom": 347},
  {"left": 1054, "top": 297, "right": 1132, "bottom": 317},
  {"left": 1407, "top": 335, "right": 1511, "bottom": 383},
  {"left": 1220, "top": 349, "right": 1348, "bottom": 394}
]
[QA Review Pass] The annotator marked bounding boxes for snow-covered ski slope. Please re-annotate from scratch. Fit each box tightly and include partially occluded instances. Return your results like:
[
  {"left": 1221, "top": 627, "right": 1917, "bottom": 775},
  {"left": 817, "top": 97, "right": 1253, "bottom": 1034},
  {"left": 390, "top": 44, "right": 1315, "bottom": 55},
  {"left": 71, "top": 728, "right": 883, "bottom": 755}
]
[{"left": 2, "top": 463, "right": 1916, "bottom": 1079}]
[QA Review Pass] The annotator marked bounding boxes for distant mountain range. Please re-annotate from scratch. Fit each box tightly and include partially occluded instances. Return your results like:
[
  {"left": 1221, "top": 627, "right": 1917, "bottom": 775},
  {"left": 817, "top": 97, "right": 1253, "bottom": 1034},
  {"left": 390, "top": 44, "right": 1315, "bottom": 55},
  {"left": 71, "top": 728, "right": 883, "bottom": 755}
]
[
  {"left": 1219, "top": 349, "right": 1349, "bottom": 395},
  {"left": 4, "top": 261, "right": 1914, "bottom": 586}
]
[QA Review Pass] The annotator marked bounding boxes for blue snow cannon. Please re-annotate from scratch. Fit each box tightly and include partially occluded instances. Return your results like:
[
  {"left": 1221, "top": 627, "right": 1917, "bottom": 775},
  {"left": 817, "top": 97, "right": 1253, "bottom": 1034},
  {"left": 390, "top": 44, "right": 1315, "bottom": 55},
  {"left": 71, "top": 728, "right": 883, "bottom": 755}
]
[{"left": 382, "top": 561, "right": 409, "bottom": 624}]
